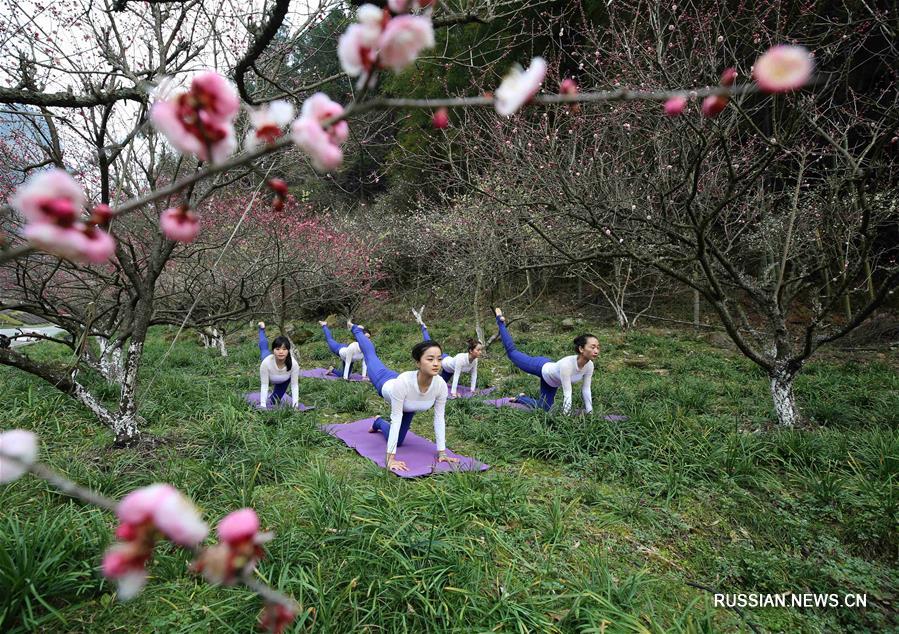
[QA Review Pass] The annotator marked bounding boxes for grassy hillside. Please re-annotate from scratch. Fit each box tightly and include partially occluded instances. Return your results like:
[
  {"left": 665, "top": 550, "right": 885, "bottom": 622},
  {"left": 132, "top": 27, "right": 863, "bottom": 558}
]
[{"left": 1, "top": 317, "right": 896, "bottom": 632}]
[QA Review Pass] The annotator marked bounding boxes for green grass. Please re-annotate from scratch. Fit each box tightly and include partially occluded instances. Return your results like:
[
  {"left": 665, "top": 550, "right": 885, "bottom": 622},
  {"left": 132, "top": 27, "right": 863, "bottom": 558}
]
[{"left": 1, "top": 316, "right": 896, "bottom": 632}]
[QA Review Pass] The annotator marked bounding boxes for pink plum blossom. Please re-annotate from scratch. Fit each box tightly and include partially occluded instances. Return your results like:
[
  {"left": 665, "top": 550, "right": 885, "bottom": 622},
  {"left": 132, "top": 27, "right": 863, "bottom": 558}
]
[
  {"left": 150, "top": 71, "right": 240, "bottom": 164},
  {"left": 494, "top": 57, "right": 547, "bottom": 117},
  {"left": 245, "top": 100, "right": 295, "bottom": 149},
  {"left": 753, "top": 45, "right": 813, "bottom": 93},
  {"left": 701, "top": 94, "right": 729, "bottom": 118},
  {"left": 23, "top": 222, "right": 115, "bottom": 264},
  {"left": 291, "top": 93, "right": 350, "bottom": 172},
  {"left": 0, "top": 429, "right": 38, "bottom": 483},
  {"left": 195, "top": 508, "right": 271, "bottom": 585},
  {"left": 432, "top": 107, "right": 449, "bottom": 129},
  {"left": 378, "top": 15, "right": 435, "bottom": 72},
  {"left": 10, "top": 169, "right": 84, "bottom": 225},
  {"left": 720, "top": 67, "right": 738, "bottom": 87},
  {"left": 291, "top": 118, "right": 344, "bottom": 172},
  {"left": 117, "top": 483, "right": 208, "bottom": 546},
  {"left": 559, "top": 78, "right": 578, "bottom": 96},
  {"left": 664, "top": 96, "right": 687, "bottom": 116},
  {"left": 337, "top": 5, "right": 384, "bottom": 77},
  {"left": 299, "top": 93, "right": 349, "bottom": 143},
  {"left": 218, "top": 508, "right": 260, "bottom": 544},
  {"left": 259, "top": 603, "right": 296, "bottom": 634},
  {"left": 153, "top": 489, "right": 209, "bottom": 546},
  {"left": 102, "top": 542, "right": 150, "bottom": 600},
  {"left": 160, "top": 206, "right": 201, "bottom": 243}
]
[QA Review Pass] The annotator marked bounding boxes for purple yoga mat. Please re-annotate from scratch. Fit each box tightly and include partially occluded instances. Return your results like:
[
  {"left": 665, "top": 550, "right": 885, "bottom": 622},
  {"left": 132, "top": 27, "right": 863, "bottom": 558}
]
[
  {"left": 322, "top": 417, "right": 489, "bottom": 478},
  {"left": 484, "top": 397, "right": 628, "bottom": 421},
  {"left": 448, "top": 385, "right": 497, "bottom": 399},
  {"left": 300, "top": 367, "right": 370, "bottom": 382},
  {"left": 243, "top": 392, "right": 315, "bottom": 411}
]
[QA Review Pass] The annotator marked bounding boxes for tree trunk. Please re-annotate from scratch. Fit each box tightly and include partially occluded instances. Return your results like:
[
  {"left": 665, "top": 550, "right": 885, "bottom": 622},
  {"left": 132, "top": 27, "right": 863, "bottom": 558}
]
[
  {"left": 214, "top": 328, "right": 227, "bottom": 357},
  {"left": 115, "top": 340, "right": 143, "bottom": 446},
  {"left": 0, "top": 347, "right": 139, "bottom": 445},
  {"left": 769, "top": 363, "right": 801, "bottom": 427},
  {"left": 96, "top": 336, "right": 124, "bottom": 383},
  {"left": 693, "top": 289, "right": 701, "bottom": 326}
]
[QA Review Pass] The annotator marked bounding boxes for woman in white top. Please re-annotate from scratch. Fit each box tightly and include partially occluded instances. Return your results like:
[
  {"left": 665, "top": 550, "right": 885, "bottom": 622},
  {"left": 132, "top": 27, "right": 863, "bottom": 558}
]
[
  {"left": 257, "top": 322, "right": 300, "bottom": 408},
  {"left": 319, "top": 321, "right": 368, "bottom": 379},
  {"left": 413, "top": 310, "right": 483, "bottom": 397},
  {"left": 493, "top": 308, "right": 599, "bottom": 414},
  {"left": 350, "top": 322, "right": 459, "bottom": 473}
]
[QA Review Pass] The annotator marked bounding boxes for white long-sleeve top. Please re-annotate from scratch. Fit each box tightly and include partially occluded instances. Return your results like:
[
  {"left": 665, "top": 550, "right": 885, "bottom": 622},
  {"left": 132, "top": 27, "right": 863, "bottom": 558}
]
[
  {"left": 441, "top": 352, "right": 478, "bottom": 395},
  {"left": 259, "top": 354, "right": 300, "bottom": 408},
  {"left": 339, "top": 341, "right": 367, "bottom": 379},
  {"left": 380, "top": 371, "right": 448, "bottom": 455},
  {"left": 541, "top": 355, "right": 594, "bottom": 414}
]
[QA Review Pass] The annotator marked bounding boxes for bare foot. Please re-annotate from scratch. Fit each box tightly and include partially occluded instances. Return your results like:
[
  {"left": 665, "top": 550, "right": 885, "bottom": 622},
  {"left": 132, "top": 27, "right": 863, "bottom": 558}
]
[
  {"left": 258, "top": 321, "right": 265, "bottom": 329},
  {"left": 494, "top": 308, "right": 505, "bottom": 322},
  {"left": 319, "top": 320, "right": 327, "bottom": 326}
]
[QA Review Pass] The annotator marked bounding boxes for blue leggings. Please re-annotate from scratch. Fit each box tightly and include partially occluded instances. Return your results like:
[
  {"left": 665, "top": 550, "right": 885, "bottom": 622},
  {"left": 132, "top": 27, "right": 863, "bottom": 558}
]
[
  {"left": 321, "top": 325, "right": 355, "bottom": 377},
  {"left": 352, "top": 325, "right": 415, "bottom": 446},
  {"left": 259, "top": 327, "right": 288, "bottom": 404},
  {"left": 495, "top": 316, "right": 556, "bottom": 411},
  {"left": 420, "top": 324, "right": 453, "bottom": 382}
]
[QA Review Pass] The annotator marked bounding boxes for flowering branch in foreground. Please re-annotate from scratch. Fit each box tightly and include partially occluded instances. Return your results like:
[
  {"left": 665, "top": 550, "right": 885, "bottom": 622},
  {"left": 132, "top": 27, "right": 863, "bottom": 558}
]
[
  {"left": 2, "top": 24, "right": 812, "bottom": 266},
  {"left": 0, "top": 429, "right": 300, "bottom": 633}
]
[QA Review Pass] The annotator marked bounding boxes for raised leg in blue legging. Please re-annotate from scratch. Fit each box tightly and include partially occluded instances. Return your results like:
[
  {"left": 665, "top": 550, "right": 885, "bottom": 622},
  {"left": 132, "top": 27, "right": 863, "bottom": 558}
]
[
  {"left": 371, "top": 411, "right": 414, "bottom": 446},
  {"left": 321, "top": 325, "right": 345, "bottom": 355},
  {"left": 495, "top": 316, "right": 551, "bottom": 376},
  {"left": 258, "top": 327, "right": 271, "bottom": 361},
  {"left": 421, "top": 324, "right": 431, "bottom": 341},
  {"left": 496, "top": 316, "right": 556, "bottom": 411},
  {"left": 352, "top": 325, "right": 398, "bottom": 397}
]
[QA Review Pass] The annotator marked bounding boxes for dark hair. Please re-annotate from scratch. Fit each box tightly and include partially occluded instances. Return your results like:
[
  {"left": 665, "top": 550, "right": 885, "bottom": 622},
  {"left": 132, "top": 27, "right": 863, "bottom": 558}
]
[
  {"left": 573, "top": 333, "right": 598, "bottom": 355},
  {"left": 412, "top": 340, "right": 442, "bottom": 361},
  {"left": 271, "top": 335, "right": 293, "bottom": 371},
  {"left": 363, "top": 327, "right": 372, "bottom": 336},
  {"left": 467, "top": 338, "right": 481, "bottom": 352}
]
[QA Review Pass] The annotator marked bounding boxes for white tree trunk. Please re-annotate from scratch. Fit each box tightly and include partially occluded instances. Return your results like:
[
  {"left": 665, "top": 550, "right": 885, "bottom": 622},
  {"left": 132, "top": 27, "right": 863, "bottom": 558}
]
[
  {"left": 72, "top": 381, "right": 140, "bottom": 445},
  {"left": 114, "top": 341, "right": 143, "bottom": 446},
  {"left": 96, "top": 336, "right": 124, "bottom": 383},
  {"left": 213, "top": 328, "right": 227, "bottom": 357},
  {"left": 770, "top": 365, "right": 800, "bottom": 427}
]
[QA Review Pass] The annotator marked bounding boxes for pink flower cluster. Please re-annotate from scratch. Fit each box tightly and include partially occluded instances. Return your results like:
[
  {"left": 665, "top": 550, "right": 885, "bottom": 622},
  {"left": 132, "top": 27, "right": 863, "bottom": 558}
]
[
  {"left": 102, "top": 484, "right": 208, "bottom": 600},
  {"left": 291, "top": 93, "right": 350, "bottom": 172},
  {"left": 337, "top": 4, "right": 435, "bottom": 78},
  {"left": 193, "top": 508, "right": 272, "bottom": 585},
  {"left": 10, "top": 169, "right": 116, "bottom": 263},
  {"left": 0, "top": 429, "right": 38, "bottom": 483},
  {"left": 665, "top": 45, "right": 813, "bottom": 119},
  {"left": 151, "top": 72, "right": 240, "bottom": 164}
]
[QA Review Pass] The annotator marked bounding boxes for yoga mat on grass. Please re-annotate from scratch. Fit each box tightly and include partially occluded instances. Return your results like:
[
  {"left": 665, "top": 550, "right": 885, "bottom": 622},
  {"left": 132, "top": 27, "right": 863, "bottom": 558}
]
[
  {"left": 322, "top": 417, "right": 489, "bottom": 478},
  {"left": 243, "top": 392, "right": 315, "bottom": 411},
  {"left": 484, "top": 397, "right": 628, "bottom": 421},
  {"left": 448, "top": 385, "right": 497, "bottom": 399},
  {"left": 300, "top": 367, "right": 370, "bottom": 382}
]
